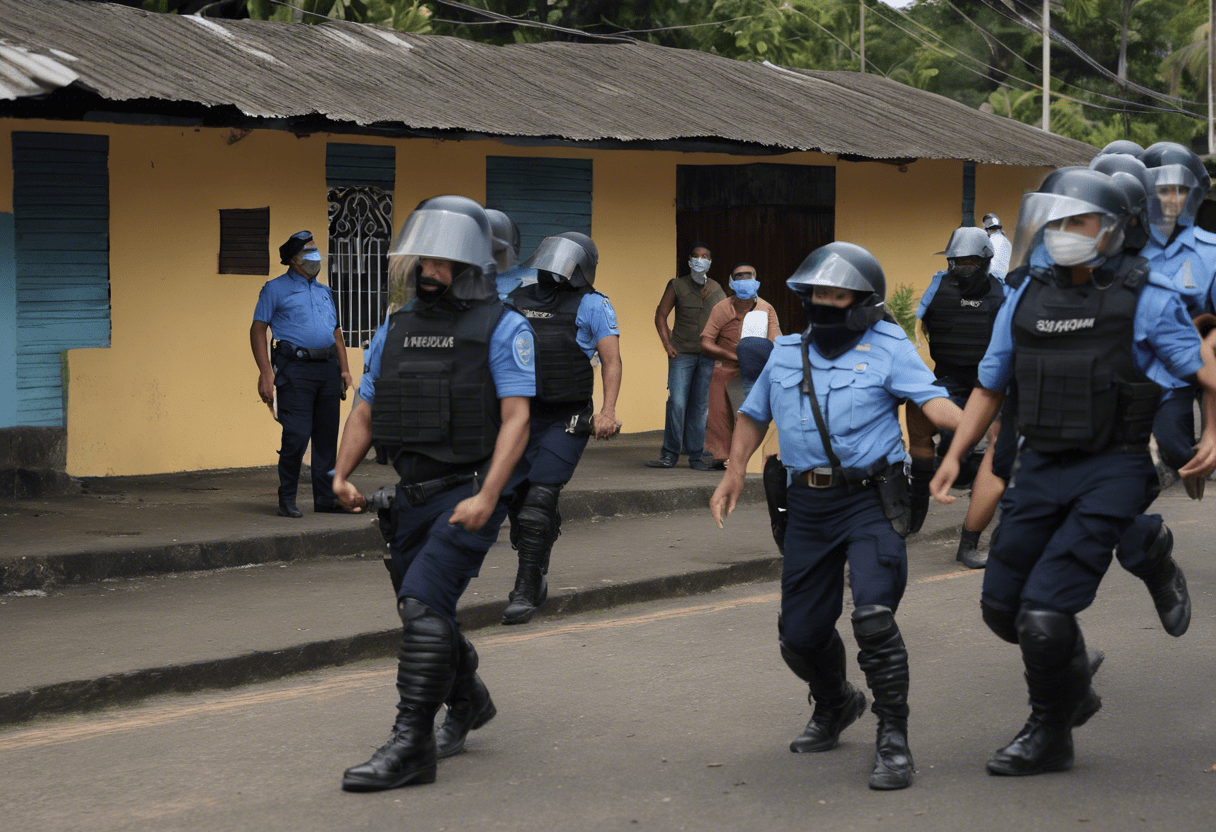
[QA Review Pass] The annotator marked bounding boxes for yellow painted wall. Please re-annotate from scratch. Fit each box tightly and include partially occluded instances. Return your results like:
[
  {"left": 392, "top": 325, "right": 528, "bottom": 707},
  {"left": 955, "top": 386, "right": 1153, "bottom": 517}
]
[{"left": 0, "top": 119, "right": 1055, "bottom": 475}]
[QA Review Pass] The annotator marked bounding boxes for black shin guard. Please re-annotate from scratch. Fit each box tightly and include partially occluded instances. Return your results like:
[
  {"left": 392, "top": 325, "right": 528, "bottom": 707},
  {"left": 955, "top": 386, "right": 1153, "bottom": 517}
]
[
  {"left": 503, "top": 483, "right": 562, "bottom": 624},
  {"left": 852, "top": 606, "right": 914, "bottom": 790}
]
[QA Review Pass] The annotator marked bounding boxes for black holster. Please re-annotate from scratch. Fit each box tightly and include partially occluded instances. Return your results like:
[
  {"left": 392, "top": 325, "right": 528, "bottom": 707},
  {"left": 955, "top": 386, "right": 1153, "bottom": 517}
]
[{"left": 842, "top": 460, "right": 909, "bottom": 538}]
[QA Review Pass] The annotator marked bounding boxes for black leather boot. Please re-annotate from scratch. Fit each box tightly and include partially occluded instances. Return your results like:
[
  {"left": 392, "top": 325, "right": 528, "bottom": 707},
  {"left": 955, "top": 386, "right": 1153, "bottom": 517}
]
[
  {"left": 502, "top": 484, "right": 561, "bottom": 625},
  {"left": 907, "top": 458, "right": 935, "bottom": 535},
  {"left": 852, "top": 606, "right": 914, "bottom": 790},
  {"left": 956, "top": 527, "right": 987, "bottom": 569},
  {"left": 781, "top": 632, "right": 867, "bottom": 753},
  {"left": 1128, "top": 525, "right": 1190, "bottom": 637},
  {"left": 987, "top": 609, "right": 1088, "bottom": 776},
  {"left": 1073, "top": 649, "right": 1104, "bottom": 728},
  {"left": 277, "top": 490, "right": 302, "bottom": 518},
  {"left": 435, "top": 631, "right": 497, "bottom": 759},
  {"left": 341, "top": 598, "right": 456, "bottom": 791}
]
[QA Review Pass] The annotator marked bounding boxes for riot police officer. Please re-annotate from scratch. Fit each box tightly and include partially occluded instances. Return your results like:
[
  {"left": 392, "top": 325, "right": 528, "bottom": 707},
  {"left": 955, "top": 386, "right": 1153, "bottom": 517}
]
[
  {"left": 907, "top": 227, "right": 1006, "bottom": 567},
  {"left": 502, "top": 232, "right": 623, "bottom": 624},
  {"left": 711, "top": 242, "right": 962, "bottom": 791},
  {"left": 932, "top": 169, "right": 1216, "bottom": 777},
  {"left": 487, "top": 208, "right": 538, "bottom": 299},
  {"left": 330, "top": 196, "right": 536, "bottom": 791}
]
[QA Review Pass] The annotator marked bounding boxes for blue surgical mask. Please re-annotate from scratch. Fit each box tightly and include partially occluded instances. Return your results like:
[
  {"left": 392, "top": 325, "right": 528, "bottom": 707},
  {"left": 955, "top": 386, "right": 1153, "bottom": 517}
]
[
  {"left": 298, "top": 249, "right": 322, "bottom": 277},
  {"left": 730, "top": 278, "right": 760, "bottom": 300}
]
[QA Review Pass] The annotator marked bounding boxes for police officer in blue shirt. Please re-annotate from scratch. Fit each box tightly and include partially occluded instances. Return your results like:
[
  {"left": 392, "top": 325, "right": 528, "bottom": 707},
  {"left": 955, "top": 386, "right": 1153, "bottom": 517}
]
[
  {"left": 250, "top": 231, "right": 353, "bottom": 518},
  {"left": 1137, "top": 142, "right": 1216, "bottom": 498},
  {"left": 907, "top": 227, "right": 1006, "bottom": 568},
  {"left": 500, "top": 232, "right": 623, "bottom": 625},
  {"left": 711, "top": 242, "right": 962, "bottom": 791},
  {"left": 487, "top": 209, "right": 538, "bottom": 300},
  {"left": 328, "top": 196, "right": 536, "bottom": 792},
  {"left": 932, "top": 169, "right": 1216, "bottom": 777}
]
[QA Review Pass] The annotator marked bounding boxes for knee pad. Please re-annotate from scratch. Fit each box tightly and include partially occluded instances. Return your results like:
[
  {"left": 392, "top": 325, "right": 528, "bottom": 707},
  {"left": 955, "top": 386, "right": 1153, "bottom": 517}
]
[
  {"left": 981, "top": 601, "right": 1018, "bottom": 644},
  {"left": 517, "top": 483, "right": 562, "bottom": 538},
  {"left": 851, "top": 604, "right": 896, "bottom": 639},
  {"left": 1015, "top": 608, "right": 1077, "bottom": 663}
]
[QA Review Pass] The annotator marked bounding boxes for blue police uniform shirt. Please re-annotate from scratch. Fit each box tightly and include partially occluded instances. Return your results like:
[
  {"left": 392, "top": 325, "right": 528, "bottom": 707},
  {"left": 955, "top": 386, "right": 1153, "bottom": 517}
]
[
  {"left": 252, "top": 269, "right": 340, "bottom": 350},
  {"left": 496, "top": 266, "right": 538, "bottom": 300},
  {"left": 977, "top": 269, "right": 1204, "bottom": 394},
  {"left": 359, "top": 304, "right": 536, "bottom": 404},
  {"left": 1140, "top": 224, "right": 1216, "bottom": 316},
  {"left": 739, "top": 320, "right": 949, "bottom": 472},
  {"left": 576, "top": 292, "right": 620, "bottom": 358}
]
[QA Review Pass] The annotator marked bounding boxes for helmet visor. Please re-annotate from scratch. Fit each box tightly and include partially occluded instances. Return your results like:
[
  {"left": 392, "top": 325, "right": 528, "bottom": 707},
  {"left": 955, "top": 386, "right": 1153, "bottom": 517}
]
[
  {"left": 388, "top": 207, "right": 491, "bottom": 270},
  {"left": 1146, "top": 164, "right": 1205, "bottom": 231},
  {"left": 522, "top": 236, "right": 591, "bottom": 284},
  {"left": 1011, "top": 192, "right": 1120, "bottom": 269},
  {"left": 787, "top": 249, "right": 875, "bottom": 295}
]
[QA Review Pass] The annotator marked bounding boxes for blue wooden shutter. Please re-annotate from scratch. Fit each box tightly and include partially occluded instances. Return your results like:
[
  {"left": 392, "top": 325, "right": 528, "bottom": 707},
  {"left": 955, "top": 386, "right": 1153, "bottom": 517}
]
[
  {"left": 12, "top": 132, "right": 110, "bottom": 427},
  {"left": 326, "top": 143, "right": 395, "bottom": 189},
  {"left": 485, "top": 157, "right": 593, "bottom": 260}
]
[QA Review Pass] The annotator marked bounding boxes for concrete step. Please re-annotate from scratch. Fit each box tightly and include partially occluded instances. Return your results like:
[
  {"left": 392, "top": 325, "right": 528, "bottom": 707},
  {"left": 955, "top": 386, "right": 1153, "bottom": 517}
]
[{"left": 0, "top": 500, "right": 972, "bottom": 727}]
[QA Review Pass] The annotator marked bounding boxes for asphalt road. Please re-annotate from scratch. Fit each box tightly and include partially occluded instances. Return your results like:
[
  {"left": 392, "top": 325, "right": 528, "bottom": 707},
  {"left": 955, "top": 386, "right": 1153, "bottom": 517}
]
[{"left": 3, "top": 489, "right": 1214, "bottom": 831}]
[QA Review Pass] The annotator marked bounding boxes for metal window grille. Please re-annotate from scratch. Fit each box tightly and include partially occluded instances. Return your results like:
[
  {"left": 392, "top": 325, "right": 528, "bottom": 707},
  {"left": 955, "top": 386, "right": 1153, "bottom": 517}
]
[{"left": 327, "top": 186, "right": 392, "bottom": 348}]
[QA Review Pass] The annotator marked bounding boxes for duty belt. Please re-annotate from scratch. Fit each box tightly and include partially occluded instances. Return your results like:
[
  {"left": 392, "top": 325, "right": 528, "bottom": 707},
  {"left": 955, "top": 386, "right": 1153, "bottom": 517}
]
[
  {"left": 799, "top": 467, "right": 843, "bottom": 489},
  {"left": 275, "top": 341, "right": 336, "bottom": 362},
  {"left": 399, "top": 472, "right": 477, "bottom": 507}
]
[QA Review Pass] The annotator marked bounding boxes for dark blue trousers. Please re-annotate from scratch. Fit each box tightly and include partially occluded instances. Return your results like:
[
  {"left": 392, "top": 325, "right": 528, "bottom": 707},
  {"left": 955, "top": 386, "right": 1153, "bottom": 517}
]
[
  {"left": 275, "top": 358, "right": 340, "bottom": 506},
  {"left": 516, "top": 414, "right": 591, "bottom": 488},
  {"left": 984, "top": 448, "right": 1157, "bottom": 615},
  {"left": 388, "top": 479, "right": 509, "bottom": 621},
  {"left": 779, "top": 481, "right": 908, "bottom": 654}
]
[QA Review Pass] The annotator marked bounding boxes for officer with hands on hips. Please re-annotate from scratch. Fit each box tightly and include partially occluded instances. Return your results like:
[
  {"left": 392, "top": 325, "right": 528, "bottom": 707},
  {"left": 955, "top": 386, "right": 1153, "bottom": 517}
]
[
  {"left": 329, "top": 196, "right": 536, "bottom": 791},
  {"left": 930, "top": 168, "right": 1216, "bottom": 778},
  {"left": 250, "top": 230, "right": 353, "bottom": 517},
  {"left": 711, "top": 242, "right": 962, "bottom": 791},
  {"left": 906, "top": 226, "right": 1007, "bottom": 568},
  {"left": 502, "top": 231, "right": 622, "bottom": 624}
]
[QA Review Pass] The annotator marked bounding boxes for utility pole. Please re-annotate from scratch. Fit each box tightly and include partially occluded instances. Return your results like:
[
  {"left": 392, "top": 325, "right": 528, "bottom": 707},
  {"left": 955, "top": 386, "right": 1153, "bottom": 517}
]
[
  {"left": 860, "top": 1, "right": 866, "bottom": 73},
  {"left": 1042, "top": 0, "right": 1051, "bottom": 132},
  {"left": 1209, "top": 0, "right": 1214, "bottom": 154}
]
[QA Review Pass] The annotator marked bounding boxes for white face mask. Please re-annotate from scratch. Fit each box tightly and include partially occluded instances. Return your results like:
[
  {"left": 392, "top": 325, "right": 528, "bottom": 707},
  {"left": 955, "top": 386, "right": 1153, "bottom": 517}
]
[
  {"left": 688, "top": 257, "right": 711, "bottom": 275},
  {"left": 1043, "top": 229, "right": 1102, "bottom": 267}
]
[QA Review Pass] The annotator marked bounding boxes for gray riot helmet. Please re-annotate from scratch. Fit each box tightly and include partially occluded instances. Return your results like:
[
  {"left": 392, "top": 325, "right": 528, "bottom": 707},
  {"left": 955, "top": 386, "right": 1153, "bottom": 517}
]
[
  {"left": 936, "top": 226, "right": 994, "bottom": 285},
  {"left": 981, "top": 213, "right": 1003, "bottom": 232},
  {"left": 1089, "top": 153, "right": 1151, "bottom": 249},
  {"left": 1141, "top": 142, "right": 1210, "bottom": 237},
  {"left": 1011, "top": 168, "right": 1130, "bottom": 270},
  {"left": 1094, "top": 139, "right": 1144, "bottom": 159},
  {"left": 787, "top": 242, "right": 887, "bottom": 350},
  {"left": 523, "top": 231, "right": 598, "bottom": 288},
  {"left": 486, "top": 208, "right": 521, "bottom": 272},
  {"left": 386, "top": 195, "right": 496, "bottom": 308}
]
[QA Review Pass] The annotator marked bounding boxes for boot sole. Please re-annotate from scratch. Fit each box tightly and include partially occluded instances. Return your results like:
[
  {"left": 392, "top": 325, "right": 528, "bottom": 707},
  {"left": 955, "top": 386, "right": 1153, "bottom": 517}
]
[
  {"left": 789, "top": 690, "right": 867, "bottom": 753},
  {"left": 986, "top": 755, "right": 1073, "bottom": 776},
  {"left": 340, "top": 764, "right": 437, "bottom": 792},
  {"left": 868, "top": 770, "right": 914, "bottom": 790}
]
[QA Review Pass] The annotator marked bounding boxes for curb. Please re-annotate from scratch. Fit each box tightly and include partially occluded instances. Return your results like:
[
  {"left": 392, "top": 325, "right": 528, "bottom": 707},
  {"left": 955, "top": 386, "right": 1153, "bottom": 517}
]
[
  {"left": 0, "top": 516, "right": 966, "bottom": 728},
  {"left": 0, "top": 481, "right": 765, "bottom": 593}
]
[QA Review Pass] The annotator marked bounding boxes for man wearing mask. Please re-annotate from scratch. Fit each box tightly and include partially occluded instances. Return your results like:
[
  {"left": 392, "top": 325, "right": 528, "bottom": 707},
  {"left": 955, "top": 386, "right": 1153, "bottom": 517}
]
[
  {"left": 906, "top": 227, "right": 1007, "bottom": 568},
  {"left": 331, "top": 196, "right": 535, "bottom": 791},
  {"left": 983, "top": 214, "right": 1013, "bottom": 281},
  {"left": 499, "top": 232, "right": 622, "bottom": 626},
  {"left": 700, "top": 263, "right": 781, "bottom": 468},
  {"left": 649, "top": 243, "right": 727, "bottom": 469},
  {"left": 250, "top": 231, "right": 353, "bottom": 518}
]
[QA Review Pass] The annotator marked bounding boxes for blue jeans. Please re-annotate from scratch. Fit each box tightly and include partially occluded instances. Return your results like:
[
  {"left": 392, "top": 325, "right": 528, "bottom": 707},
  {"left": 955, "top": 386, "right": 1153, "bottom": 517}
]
[{"left": 661, "top": 353, "right": 714, "bottom": 461}]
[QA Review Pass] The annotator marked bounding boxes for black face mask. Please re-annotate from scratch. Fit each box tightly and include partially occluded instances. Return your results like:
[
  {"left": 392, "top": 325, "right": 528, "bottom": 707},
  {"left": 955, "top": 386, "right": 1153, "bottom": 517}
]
[
  {"left": 951, "top": 266, "right": 991, "bottom": 298},
  {"left": 804, "top": 303, "right": 864, "bottom": 359},
  {"left": 415, "top": 274, "right": 448, "bottom": 302}
]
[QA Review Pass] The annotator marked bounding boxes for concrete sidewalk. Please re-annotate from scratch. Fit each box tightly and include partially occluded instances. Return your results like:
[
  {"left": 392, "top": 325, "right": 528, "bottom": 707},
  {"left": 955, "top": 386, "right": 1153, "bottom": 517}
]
[
  {"left": 0, "top": 429, "right": 978, "bottom": 725},
  {"left": 0, "top": 432, "right": 761, "bottom": 592}
]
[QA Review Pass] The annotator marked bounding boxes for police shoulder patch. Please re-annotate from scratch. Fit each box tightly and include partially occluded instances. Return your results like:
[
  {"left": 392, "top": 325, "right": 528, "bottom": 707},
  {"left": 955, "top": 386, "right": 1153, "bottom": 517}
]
[{"left": 513, "top": 330, "right": 535, "bottom": 370}]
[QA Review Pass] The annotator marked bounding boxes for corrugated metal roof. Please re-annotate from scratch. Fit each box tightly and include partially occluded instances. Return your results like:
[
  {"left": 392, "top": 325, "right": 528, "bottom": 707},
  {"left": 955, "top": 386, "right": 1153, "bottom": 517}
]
[{"left": 0, "top": 0, "right": 1095, "bottom": 165}]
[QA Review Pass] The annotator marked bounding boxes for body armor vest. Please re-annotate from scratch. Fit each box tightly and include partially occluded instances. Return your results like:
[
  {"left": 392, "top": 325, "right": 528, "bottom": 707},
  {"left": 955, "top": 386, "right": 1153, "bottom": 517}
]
[
  {"left": 922, "top": 273, "right": 1005, "bottom": 385},
  {"left": 1012, "top": 258, "right": 1161, "bottom": 455},
  {"left": 510, "top": 283, "right": 595, "bottom": 405},
  {"left": 371, "top": 298, "right": 504, "bottom": 470}
]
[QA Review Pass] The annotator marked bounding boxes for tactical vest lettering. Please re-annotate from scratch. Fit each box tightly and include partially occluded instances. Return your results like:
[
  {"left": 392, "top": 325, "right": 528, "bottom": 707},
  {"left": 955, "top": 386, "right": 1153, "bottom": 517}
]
[
  {"left": 371, "top": 299, "right": 504, "bottom": 467},
  {"left": 510, "top": 283, "right": 595, "bottom": 405},
  {"left": 1012, "top": 260, "right": 1161, "bottom": 454},
  {"left": 922, "top": 274, "right": 1005, "bottom": 384}
]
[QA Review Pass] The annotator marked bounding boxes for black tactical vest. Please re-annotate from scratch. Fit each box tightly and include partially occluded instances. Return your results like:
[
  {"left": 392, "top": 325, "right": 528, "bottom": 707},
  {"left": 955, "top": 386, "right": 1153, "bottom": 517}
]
[
  {"left": 1012, "top": 258, "right": 1161, "bottom": 455},
  {"left": 922, "top": 273, "right": 1006, "bottom": 384},
  {"left": 510, "top": 283, "right": 596, "bottom": 405},
  {"left": 371, "top": 298, "right": 505, "bottom": 471}
]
